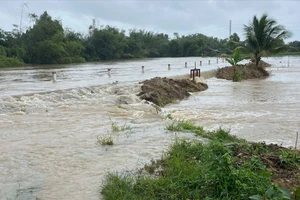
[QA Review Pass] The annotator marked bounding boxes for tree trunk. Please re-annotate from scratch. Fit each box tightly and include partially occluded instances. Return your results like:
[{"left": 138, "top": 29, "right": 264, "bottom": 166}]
[{"left": 255, "top": 57, "right": 261, "bottom": 68}]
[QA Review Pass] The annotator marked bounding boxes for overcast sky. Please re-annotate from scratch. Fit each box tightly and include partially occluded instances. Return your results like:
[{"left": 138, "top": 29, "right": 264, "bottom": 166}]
[{"left": 1, "top": 0, "right": 299, "bottom": 41}]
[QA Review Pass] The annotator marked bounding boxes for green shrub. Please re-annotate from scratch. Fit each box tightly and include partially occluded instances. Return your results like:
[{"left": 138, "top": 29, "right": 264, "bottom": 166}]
[
  {"left": 71, "top": 56, "right": 85, "bottom": 63},
  {"left": 0, "top": 56, "right": 23, "bottom": 68}
]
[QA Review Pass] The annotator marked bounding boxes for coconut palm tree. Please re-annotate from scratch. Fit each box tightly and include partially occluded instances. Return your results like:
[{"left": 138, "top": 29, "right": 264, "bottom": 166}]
[
  {"left": 241, "top": 13, "right": 292, "bottom": 67},
  {"left": 226, "top": 48, "right": 244, "bottom": 81}
]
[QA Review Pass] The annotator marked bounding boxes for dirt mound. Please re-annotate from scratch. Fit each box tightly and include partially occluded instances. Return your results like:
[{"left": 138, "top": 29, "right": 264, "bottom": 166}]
[
  {"left": 233, "top": 143, "right": 300, "bottom": 192},
  {"left": 216, "top": 61, "right": 270, "bottom": 81},
  {"left": 138, "top": 77, "right": 208, "bottom": 107}
]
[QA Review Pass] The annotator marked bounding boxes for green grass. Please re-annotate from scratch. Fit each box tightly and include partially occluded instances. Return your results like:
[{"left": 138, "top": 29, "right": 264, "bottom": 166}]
[
  {"left": 101, "top": 139, "right": 272, "bottom": 199},
  {"left": 97, "top": 133, "right": 114, "bottom": 145},
  {"left": 166, "top": 120, "right": 243, "bottom": 143},
  {"left": 110, "top": 120, "right": 132, "bottom": 132},
  {"left": 166, "top": 120, "right": 205, "bottom": 134},
  {"left": 100, "top": 121, "right": 298, "bottom": 200}
]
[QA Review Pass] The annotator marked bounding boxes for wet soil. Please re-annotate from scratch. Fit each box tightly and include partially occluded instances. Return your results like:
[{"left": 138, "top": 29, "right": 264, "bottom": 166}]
[
  {"left": 233, "top": 142, "right": 300, "bottom": 193},
  {"left": 137, "top": 77, "right": 208, "bottom": 107},
  {"left": 216, "top": 60, "right": 271, "bottom": 81}
]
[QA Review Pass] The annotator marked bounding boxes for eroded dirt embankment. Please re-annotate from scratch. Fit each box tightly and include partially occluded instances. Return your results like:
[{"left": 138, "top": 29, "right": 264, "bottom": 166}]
[{"left": 138, "top": 77, "right": 208, "bottom": 107}]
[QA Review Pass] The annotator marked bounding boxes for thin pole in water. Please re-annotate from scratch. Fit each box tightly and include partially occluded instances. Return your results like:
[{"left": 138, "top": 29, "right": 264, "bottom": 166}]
[
  {"left": 52, "top": 72, "right": 57, "bottom": 83},
  {"left": 295, "top": 132, "right": 298, "bottom": 150}
]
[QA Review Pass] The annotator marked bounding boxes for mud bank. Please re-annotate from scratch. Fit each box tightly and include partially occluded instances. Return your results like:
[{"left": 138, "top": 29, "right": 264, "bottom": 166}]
[
  {"left": 216, "top": 60, "right": 270, "bottom": 81},
  {"left": 138, "top": 77, "right": 208, "bottom": 107}
]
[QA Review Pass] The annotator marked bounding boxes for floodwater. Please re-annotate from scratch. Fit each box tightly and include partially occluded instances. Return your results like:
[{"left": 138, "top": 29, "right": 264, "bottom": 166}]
[{"left": 0, "top": 56, "right": 299, "bottom": 200}]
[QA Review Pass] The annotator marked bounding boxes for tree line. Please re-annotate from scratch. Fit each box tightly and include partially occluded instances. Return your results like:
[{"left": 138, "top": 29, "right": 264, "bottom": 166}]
[{"left": 0, "top": 11, "right": 298, "bottom": 67}]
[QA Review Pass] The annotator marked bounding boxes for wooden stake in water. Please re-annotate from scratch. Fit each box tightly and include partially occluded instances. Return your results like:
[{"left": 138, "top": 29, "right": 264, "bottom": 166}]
[
  {"left": 185, "top": 62, "right": 187, "bottom": 68},
  {"left": 108, "top": 68, "right": 111, "bottom": 77},
  {"left": 168, "top": 64, "right": 170, "bottom": 70},
  {"left": 208, "top": 60, "right": 210, "bottom": 65},
  {"left": 200, "top": 61, "right": 202, "bottom": 66},
  {"left": 142, "top": 66, "right": 145, "bottom": 73}
]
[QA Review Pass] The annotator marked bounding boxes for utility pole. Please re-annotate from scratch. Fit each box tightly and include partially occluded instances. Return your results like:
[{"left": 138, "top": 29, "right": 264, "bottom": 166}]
[
  {"left": 229, "top": 20, "right": 232, "bottom": 39},
  {"left": 19, "top": 3, "right": 28, "bottom": 34}
]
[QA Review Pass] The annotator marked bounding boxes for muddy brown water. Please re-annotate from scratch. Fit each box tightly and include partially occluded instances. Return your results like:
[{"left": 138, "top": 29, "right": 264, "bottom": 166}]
[{"left": 0, "top": 56, "right": 299, "bottom": 199}]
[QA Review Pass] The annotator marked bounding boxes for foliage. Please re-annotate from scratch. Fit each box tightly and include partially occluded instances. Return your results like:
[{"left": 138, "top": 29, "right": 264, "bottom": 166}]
[
  {"left": 101, "top": 134, "right": 272, "bottom": 199},
  {"left": 0, "top": 45, "right": 23, "bottom": 67},
  {"left": 97, "top": 133, "right": 114, "bottom": 145},
  {"left": 288, "top": 40, "right": 300, "bottom": 52},
  {"left": 167, "top": 120, "right": 243, "bottom": 143},
  {"left": 166, "top": 120, "right": 204, "bottom": 133},
  {"left": 226, "top": 48, "right": 244, "bottom": 67},
  {"left": 226, "top": 48, "right": 244, "bottom": 82},
  {"left": 0, "top": 56, "right": 23, "bottom": 68},
  {"left": 240, "top": 13, "right": 292, "bottom": 67},
  {"left": 0, "top": 12, "right": 295, "bottom": 67},
  {"left": 110, "top": 120, "right": 132, "bottom": 132},
  {"left": 101, "top": 120, "right": 299, "bottom": 199},
  {"left": 249, "top": 185, "right": 291, "bottom": 200}
]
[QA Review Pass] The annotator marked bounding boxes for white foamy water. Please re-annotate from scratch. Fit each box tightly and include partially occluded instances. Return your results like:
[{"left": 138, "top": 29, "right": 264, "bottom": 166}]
[{"left": 0, "top": 56, "right": 299, "bottom": 200}]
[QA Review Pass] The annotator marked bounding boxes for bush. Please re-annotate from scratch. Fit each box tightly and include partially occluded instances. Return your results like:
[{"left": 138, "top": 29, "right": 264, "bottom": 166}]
[
  {"left": 71, "top": 56, "right": 85, "bottom": 63},
  {"left": 0, "top": 56, "right": 23, "bottom": 68}
]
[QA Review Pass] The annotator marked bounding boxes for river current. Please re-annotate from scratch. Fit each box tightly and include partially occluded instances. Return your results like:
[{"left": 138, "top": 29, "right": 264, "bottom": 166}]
[{"left": 0, "top": 56, "right": 299, "bottom": 200}]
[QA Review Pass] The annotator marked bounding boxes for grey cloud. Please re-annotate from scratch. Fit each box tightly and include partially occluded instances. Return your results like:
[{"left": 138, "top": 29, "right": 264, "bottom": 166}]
[{"left": 1, "top": 0, "right": 299, "bottom": 41}]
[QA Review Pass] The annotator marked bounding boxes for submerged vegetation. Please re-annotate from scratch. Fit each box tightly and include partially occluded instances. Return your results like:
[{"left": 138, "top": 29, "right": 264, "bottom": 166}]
[
  {"left": 96, "top": 120, "right": 132, "bottom": 145},
  {"left": 97, "top": 133, "right": 114, "bottom": 145},
  {"left": 100, "top": 121, "right": 300, "bottom": 200}
]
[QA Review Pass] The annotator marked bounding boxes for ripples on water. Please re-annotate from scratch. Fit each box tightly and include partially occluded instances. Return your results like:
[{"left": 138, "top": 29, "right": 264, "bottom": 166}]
[{"left": 0, "top": 56, "right": 299, "bottom": 199}]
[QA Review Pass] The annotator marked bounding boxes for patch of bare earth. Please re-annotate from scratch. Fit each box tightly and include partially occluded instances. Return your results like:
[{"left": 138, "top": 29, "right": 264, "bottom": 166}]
[
  {"left": 216, "top": 60, "right": 271, "bottom": 81},
  {"left": 137, "top": 77, "right": 208, "bottom": 107}
]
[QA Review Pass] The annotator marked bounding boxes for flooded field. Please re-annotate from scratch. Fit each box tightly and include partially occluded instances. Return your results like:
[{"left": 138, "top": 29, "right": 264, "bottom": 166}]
[{"left": 0, "top": 56, "right": 299, "bottom": 199}]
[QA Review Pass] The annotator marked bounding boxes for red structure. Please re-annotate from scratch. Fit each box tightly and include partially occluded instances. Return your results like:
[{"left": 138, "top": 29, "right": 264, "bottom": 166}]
[{"left": 190, "top": 68, "right": 201, "bottom": 80}]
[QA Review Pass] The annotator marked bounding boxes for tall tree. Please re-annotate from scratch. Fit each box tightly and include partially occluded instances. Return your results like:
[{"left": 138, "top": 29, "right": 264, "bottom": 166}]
[
  {"left": 241, "top": 13, "right": 291, "bottom": 67},
  {"left": 24, "top": 11, "right": 65, "bottom": 64}
]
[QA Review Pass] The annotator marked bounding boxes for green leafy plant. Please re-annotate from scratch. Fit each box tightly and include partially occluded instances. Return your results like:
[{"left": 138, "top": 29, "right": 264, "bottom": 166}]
[
  {"left": 226, "top": 48, "right": 244, "bottom": 82},
  {"left": 249, "top": 185, "right": 291, "bottom": 200},
  {"left": 295, "top": 187, "right": 300, "bottom": 200}
]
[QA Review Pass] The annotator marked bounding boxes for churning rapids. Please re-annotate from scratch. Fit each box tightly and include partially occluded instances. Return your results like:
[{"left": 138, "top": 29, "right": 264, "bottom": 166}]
[{"left": 0, "top": 57, "right": 299, "bottom": 200}]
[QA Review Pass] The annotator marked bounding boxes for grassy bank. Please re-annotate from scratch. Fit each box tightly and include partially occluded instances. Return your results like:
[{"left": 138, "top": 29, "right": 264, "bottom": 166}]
[{"left": 100, "top": 121, "right": 300, "bottom": 200}]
